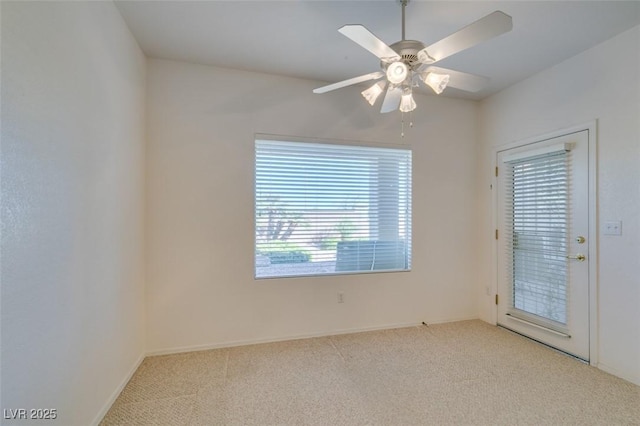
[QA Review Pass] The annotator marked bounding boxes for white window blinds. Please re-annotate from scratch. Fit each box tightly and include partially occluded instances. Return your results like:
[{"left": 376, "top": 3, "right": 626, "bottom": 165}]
[
  {"left": 503, "top": 148, "right": 570, "bottom": 328},
  {"left": 255, "top": 139, "right": 412, "bottom": 279}
]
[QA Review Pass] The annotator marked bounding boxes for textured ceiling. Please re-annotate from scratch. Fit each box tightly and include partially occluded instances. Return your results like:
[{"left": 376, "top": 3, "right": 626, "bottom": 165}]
[{"left": 115, "top": 1, "right": 640, "bottom": 100}]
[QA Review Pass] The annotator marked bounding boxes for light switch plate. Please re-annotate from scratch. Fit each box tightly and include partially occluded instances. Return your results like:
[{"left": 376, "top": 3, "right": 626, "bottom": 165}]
[{"left": 604, "top": 220, "right": 622, "bottom": 235}]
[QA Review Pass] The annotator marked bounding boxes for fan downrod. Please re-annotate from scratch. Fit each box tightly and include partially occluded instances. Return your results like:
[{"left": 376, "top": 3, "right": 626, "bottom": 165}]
[{"left": 398, "top": 0, "right": 410, "bottom": 41}]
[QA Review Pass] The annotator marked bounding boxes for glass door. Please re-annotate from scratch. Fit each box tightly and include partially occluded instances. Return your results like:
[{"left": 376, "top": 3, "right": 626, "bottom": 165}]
[{"left": 497, "top": 130, "right": 590, "bottom": 360}]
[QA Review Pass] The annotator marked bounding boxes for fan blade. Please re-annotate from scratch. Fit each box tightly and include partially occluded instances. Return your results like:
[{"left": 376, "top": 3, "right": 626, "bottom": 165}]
[
  {"left": 380, "top": 86, "right": 402, "bottom": 113},
  {"left": 338, "top": 25, "right": 401, "bottom": 62},
  {"left": 313, "top": 72, "right": 384, "bottom": 94},
  {"left": 417, "top": 11, "right": 512, "bottom": 64},
  {"left": 424, "top": 66, "right": 489, "bottom": 92}
]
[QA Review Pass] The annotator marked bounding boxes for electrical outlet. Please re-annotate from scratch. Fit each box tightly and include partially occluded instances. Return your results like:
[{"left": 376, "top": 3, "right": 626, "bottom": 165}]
[
  {"left": 338, "top": 292, "right": 344, "bottom": 303},
  {"left": 604, "top": 220, "right": 622, "bottom": 236}
]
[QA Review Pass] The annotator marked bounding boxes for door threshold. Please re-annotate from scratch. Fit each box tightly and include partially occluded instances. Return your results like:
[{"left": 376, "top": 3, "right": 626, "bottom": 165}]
[{"left": 497, "top": 325, "right": 589, "bottom": 364}]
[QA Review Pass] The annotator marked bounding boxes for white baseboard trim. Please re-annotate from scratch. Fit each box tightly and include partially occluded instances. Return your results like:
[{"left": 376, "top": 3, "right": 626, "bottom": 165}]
[
  {"left": 596, "top": 362, "right": 640, "bottom": 386},
  {"left": 420, "top": 316, "right": 480, "bottom": 326},
  {"left": 91, "top": 352, "right": 145, "bottom": 426},
  {"left": 148, "top": 319, "right": 481, "bottom": 357},
  {"left": 147, "top": 322, "right": 420, "bottom": 356}
]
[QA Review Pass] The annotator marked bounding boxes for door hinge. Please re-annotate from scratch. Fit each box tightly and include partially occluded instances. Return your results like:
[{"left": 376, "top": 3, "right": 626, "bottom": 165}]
[
  {"left": 495, "top": 166, "right": 498, "bottom": 177},
  {"left": 495, "top": 229, "right": 498, "bottom": 240},
  {"left": 495, "top": 294, "right": 499, "bottom": 305}
]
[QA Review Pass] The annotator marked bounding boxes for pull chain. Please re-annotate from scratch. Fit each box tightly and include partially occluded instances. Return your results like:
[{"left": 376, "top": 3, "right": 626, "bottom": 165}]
[{"left": 400, "top": 111, "right": 413, "bottom": 138}]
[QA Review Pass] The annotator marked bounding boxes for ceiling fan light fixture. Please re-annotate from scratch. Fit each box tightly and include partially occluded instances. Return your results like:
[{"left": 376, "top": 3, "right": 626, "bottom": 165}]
[
  {"left": 386, "top": 61, "right": 409, "bottom": 84},
  {"left": 422, "top": 72, "right": 450, "bottom": 94},
  {"left": 417, "top": 50, "right": 435, "bottom": 64},
  {"left": 361, "top": 81, "right": 386, "bottom": 105},
  {"left": 399, "top": 91, "right": 416, "bottom": 112},
  {"left": 312, "top": 4, "right": 513, "bottom": 136}
]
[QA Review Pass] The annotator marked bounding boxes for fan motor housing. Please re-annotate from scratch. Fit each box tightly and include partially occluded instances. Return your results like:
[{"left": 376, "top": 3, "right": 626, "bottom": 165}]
[{"left": 385, "top": 40, "right": 426, "bottom": 68}]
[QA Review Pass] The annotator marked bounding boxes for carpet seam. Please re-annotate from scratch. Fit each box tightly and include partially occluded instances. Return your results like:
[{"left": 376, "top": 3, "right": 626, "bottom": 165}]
[{"left": 327, "top": 336, "right": 347, "bottom": 364}]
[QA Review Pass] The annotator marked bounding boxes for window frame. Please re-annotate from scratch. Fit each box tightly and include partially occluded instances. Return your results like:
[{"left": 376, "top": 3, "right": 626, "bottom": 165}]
[{"left": 254, "top": 135, "right": 412, "bottom": 280}]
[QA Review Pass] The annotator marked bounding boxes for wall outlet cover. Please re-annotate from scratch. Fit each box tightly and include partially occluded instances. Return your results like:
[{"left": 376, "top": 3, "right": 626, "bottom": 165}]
[{"left": 604, "top": 220, "right": 622, "bottom": 236}]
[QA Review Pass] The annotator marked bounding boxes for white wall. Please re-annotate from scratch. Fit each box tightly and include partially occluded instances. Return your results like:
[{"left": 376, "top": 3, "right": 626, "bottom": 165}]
[
  {"left": 1, "top": 2, "right": 146, "bottom": 424},
  {"left": 477, "top": 26, "right": 640, "bottom": 385},
  {"left": 145, "top": 58, "right": 479, "bottom": 353}
]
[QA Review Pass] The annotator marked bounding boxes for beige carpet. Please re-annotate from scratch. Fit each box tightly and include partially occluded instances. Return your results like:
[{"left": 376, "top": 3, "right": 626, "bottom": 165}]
[{"left": 101, "top": 320, "right": 640, "bottom": 425}]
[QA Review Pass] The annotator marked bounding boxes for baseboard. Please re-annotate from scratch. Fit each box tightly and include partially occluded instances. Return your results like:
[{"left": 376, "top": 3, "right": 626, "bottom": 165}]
[
  {"left": 420, "top": 316, "right": 480, "bottom": 326},
  {"left": 596, "top": 362, "right": 640, "bottom": 386},
  {"left": 147, "top": 317, "right": 481, "bottom": 356},
  {"left": 91, "top": 352, "right": 145, "bottom": 426},
  {"left": 147, "top": 321, "right": 421, "bottom": 356}
]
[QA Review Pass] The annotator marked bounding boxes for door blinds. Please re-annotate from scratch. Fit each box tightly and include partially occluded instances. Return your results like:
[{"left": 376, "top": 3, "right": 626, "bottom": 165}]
[{"left": 503, "top": 147, "right": 571, "bottom": 330}]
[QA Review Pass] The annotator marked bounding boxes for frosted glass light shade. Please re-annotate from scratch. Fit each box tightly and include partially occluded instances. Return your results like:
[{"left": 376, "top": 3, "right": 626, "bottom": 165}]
[
  {"left": 422, "top": 72, "right": 450, "bottom": 94},
  {"left": 386, "top": 62, "right": 409, "bottom": 84},
  {"left": 399, "top": 92, "right": 416, "bottom": 112},
  {"left": 361, "top": 81, "right": 386, "bottom": 105}
]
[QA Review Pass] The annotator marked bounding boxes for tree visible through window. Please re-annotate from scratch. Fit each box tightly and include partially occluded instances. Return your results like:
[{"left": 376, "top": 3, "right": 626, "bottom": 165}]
[{"left": 255, "top": 139, "right": 412, "bottom": 279}]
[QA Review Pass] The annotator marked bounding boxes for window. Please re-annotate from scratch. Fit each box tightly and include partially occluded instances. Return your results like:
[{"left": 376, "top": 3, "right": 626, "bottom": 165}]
[
  {"left": 504, "top": 149, "right": 569, "bottom": 326},
  {"left": 255, "top": 138, "right": 412, "bottom": 279}
]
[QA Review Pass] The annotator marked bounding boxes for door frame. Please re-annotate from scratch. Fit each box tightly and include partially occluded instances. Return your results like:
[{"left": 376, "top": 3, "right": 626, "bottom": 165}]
[{"left": 490, "top": 121, "right": 598, "bottom": 366}]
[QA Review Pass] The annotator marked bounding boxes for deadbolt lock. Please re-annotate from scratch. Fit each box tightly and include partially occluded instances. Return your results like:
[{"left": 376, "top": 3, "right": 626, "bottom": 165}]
[{"left": 576, "top": 236, "right": 586, "bottom": 244}]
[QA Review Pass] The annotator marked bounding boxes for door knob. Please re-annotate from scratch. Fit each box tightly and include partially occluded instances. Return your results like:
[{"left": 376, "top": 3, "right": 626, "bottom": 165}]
[{"left": 566, "top": 254, "right": 586, "bottom": 261}]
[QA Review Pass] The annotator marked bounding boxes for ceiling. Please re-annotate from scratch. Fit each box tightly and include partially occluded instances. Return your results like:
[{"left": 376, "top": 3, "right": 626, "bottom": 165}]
[{"left": 115, "top": 1, "right": 640, "bottom": 100}]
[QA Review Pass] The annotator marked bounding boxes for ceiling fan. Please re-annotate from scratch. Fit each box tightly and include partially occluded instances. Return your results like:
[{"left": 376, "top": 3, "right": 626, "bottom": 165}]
[{"left": 313, "top": 0, "right": 513, "bottom": 114}]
